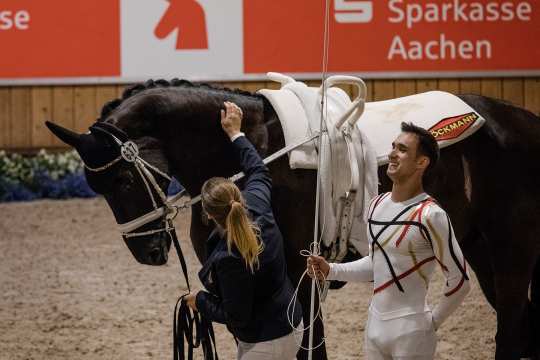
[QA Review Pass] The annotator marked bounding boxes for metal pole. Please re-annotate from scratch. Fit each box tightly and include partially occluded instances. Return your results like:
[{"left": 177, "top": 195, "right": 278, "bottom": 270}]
[{"left": 308, "top": 1, "right": 331, "bottom": 358}]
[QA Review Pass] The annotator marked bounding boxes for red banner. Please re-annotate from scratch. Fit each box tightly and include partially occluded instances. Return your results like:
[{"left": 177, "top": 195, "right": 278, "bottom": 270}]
[
  {"left": 244, "top": 0, "right": 540, "bottom": 74},
  {"left": 0, "top": 0, "right": 120, "bottom": 78}
]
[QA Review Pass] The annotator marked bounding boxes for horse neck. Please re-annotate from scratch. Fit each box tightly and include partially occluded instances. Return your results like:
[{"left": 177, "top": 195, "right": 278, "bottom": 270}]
[
  {"left": 159, "top": 88, "right": 274, "bottom": 196},
  {"left": 108, "top": 86, "right": 282, "bottom": 197}
]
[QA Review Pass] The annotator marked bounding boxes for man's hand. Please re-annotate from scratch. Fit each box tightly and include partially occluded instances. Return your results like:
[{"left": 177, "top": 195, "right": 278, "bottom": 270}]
[
  {"left": 307, "top": 255, "right": 330, "bottom": 280},
  {"left": 184, "top": 291, "right": 199, "bottom": 311},
  {"left": 221, "top": 101, "right": 243, "bottom": 139}
]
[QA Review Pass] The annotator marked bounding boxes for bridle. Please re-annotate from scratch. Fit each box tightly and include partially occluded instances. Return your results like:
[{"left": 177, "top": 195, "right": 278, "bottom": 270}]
[{"left": 86, "top": 123, "right": 193, "bottom": 238}]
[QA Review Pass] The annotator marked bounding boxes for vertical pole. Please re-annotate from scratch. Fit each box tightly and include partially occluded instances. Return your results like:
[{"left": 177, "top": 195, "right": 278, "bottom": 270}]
[{"left": 308, "top": 1, "right": 331, "bottom": 358}]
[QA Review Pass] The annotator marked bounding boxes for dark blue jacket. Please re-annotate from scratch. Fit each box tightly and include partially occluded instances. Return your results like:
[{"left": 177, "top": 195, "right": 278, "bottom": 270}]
[{"left": 196, "top": 136, "right": 302, "bottom": 343}]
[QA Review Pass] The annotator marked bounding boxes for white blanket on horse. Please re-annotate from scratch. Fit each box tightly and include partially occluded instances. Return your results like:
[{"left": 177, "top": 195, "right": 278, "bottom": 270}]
[
  {"left": 360, "top": 91, "right": 486, "bottom": 165},
  {"left": 261, "top": 88, "right": 485, "bottom": 167}
]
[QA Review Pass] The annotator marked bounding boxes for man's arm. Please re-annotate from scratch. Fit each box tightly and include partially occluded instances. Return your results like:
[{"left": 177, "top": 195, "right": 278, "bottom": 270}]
[
  {"left": 426, "top": 207, "right": 471, "bottom": 329},
  {"left": 308, "top": 247, "right": 374, "bottom": 283},
  {"left": 327, "top": 256, "right": 374, "bottom": 282}
]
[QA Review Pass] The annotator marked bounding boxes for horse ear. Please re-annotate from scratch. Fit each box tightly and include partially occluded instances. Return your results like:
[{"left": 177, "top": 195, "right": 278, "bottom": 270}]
[{"left": 45, "top": 121, "right": 81, "bottom": 148}]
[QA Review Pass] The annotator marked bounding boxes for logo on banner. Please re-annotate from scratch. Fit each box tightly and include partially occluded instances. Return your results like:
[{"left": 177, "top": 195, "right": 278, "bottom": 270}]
[
  {"left": 121, "top": 0, "right": 242, "bottom": 79},
  {"left": 429, "top": 112, "right": 479, "bottom": 141},
  {"left": 334, "top": 0, "right": 373, "bottom": 23},
  {"left": 154, "top": 0, "right": 208, "bottom": 49}
]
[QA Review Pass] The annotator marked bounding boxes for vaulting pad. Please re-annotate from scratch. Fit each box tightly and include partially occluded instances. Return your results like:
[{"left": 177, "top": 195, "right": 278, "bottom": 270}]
[
  {"left": 260, "top": 86, "right": 486, "bottom": 167},
  {"left": 360, "top": 91, "right": 486, "bottom": 165}
]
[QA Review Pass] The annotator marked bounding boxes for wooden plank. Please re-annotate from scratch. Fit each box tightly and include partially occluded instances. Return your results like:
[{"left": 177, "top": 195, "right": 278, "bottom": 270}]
[
  {"left": 242, "top": 81, "right": 263, "bottom": 94},
  {"left": 364, "top": 80, "right": 374, "bottom": 102},
  {"left": 96, "top": 85, "right": 118, "bottom": 119},
  {"left": 74, "top": 86, "right": 97, "bottom": 134},
  {"left": 416, "top": 79, "right": 438, "bottom": 93},
  {"left": 394, "top": 80, "right": 416, "bottom": 97},
  {"left": 438, "top": 79, "right": 460, "bottom": 94},
  {"left": 52, "top": 86, "right": 74, "bottom": 147},
  {"left": 10, "top": 87, "right": 32, "bottom": 149},
  {"left": 264, "top": 81, "right": 281, "bottom": 90},
  {"left": 117, "top": 84, "right": 128, "bottom": 99},
  {"left": 524, "top": 78, "right": 540, "bottom": 116},
  {"left": 0, "top": 88, "right": 11, "bottom": 149},
  {"left": 501, "top": 78, "right": 524, "bottom": 107},
  {"left": 372, "top": 80, "right": 395, "bottom": 101},
  {"left": 31, "top": 86, "right": 54, "bottom": 148},
  {"left": 459, "top": 79, "right": 481, "bottom": 95},
  {"left": 480, "top": 79, "right": 502, "bottom": 99}
]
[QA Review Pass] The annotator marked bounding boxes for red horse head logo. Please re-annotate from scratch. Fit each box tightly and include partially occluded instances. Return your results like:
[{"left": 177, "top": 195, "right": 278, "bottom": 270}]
[{"left": 154, "top": 0, "right": 208, "bottom": 50}]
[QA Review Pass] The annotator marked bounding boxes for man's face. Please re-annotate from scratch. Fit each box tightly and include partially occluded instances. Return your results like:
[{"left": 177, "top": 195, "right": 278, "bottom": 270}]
[{"left": 387, "top": 132, "right": 427, "bottom": 182}]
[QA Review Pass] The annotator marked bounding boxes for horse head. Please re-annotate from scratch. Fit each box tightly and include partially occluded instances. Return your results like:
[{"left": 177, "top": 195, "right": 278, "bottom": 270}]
[
  {"left": 46, "top": 117, "right": 173, "bottom": 266},
  {"left": 46, "top": 80, "right": 270, "bottom": 266}
]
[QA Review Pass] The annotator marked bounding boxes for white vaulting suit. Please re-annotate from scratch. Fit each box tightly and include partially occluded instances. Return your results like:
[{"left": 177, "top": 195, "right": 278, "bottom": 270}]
[{"left": 328, "top": 192, "right": 470, "bottom": 360}]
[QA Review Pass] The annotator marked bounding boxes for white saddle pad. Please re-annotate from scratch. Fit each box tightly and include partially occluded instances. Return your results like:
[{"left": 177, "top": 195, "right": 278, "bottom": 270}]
[
  {"left": 260, "top": 88, "right": 486, "bottom": 168},
  {"left": 360, "top": 91, "right": 486, "bottom": 165}
]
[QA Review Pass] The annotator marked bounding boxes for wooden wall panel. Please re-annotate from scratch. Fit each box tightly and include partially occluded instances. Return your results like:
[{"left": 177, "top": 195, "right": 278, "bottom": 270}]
[
  {"left": 480, "top": 79, "right": 502, "bottom": 99},
  {"left": 116, "top": 84, "right": 127, "bottom": 99},
  {"left": 394, "top": 80, "right": 416, "bottom": 97},
  {"left": 524, "top": 78, "right": 540, "bottom": 116},
  {"left": 31, "top": 87, "right": 54, "bottom": 148},
  {"left": 459, "top": 79, "right": 482, "bottom": 95},
  {"left": 0, "top": 89, "right": 11, "bottom": 148},
  {"left": 373, "top": 80, "right": 394, "bottom": 101},
  {"left": 364, "top": 80, "right": 374, "bottom": 102},
  {"left": 10, "top": 87, "right": 32, "bottom": 149},
  {"left": 52, "top": 87, "right": 74, "bottom": 147},
  {"left": 96, "top": 86, "right": 118, "bottom": 119},
  {"left": 502, "top": 79, "right": 524, "bottom": 107},
  {"left": 416, "top": 79, "right": 438, "bottom": 93},
  {"left": 1, "top": 77, "right": 539, "bottom": 150},
  {"left": 74, "top": 86, "right": 97, "bottom": 134},
  {"left": 438, "top": 80, "right": 459, "bottom": 94}
]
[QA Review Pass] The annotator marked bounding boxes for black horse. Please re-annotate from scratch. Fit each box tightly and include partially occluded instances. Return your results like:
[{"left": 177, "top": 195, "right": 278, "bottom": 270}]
[{"left": 46, "top": 79, "right": 540, "bottom": 360}]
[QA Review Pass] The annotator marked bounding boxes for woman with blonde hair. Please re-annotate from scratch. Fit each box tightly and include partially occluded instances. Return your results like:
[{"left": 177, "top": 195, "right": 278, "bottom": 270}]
[{"left": 185, "top": 101, "right": 303, "bottom": 359}]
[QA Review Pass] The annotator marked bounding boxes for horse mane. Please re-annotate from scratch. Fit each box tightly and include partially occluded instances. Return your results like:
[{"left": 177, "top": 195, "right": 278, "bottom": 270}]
[{"left": 98, "top": 79, "right": 261, "bottom": 122}]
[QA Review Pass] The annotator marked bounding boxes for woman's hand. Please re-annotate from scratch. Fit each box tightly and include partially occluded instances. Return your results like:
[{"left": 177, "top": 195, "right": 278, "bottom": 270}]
[
  {"left": 184, "top": 291, "right": 199, "bottom": 312},
  {"left": 221, "top": 101, "right": 243, "bottom": 139},
  {"left": 307, "top": 255, "right": 330, "bottom": 280}
]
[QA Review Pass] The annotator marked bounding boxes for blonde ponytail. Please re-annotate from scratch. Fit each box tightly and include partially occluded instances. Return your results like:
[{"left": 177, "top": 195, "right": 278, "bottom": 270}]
[
  {"left": 226, "top": 200, "right": 264, "bottom": 272},
  {"left": 201, "top": 178, "right": 264, "bottom": 272}
]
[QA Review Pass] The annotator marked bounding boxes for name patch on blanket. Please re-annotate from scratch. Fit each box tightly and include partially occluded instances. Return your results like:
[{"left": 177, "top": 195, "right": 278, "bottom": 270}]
[{"left": 429, "top": 112, "right": 479, "bottom": 141}]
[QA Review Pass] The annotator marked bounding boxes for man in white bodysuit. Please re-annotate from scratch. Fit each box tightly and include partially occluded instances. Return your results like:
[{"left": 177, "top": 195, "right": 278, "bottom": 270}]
[{"left": 308, "top": 122, "right": 470, "bottom": 359}]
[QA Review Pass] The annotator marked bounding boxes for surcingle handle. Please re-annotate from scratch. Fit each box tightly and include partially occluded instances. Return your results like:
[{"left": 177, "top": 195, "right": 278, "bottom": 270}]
[
  {"left": 321, "top": 75, "right": 367, "bottom": 129},
  {"left": 266, "top": 72, "right": 296, "bottom": 87}
]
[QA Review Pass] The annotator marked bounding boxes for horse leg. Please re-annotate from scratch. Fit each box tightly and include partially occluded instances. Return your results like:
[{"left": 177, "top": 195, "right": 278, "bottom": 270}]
[
  {"left": 459, "top": 227, "right": 496, "bottom": 309},
  {"left": 529, "top": 258, "right": 540, "bottom": 359},
  {"left": 482, "top": 225, "right": 537, "bottom": 360}
]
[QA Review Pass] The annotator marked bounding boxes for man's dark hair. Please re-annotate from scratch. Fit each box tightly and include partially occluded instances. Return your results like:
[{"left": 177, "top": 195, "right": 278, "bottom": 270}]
[{"left": 401, "top": 122, "right": 440, "bottom": 176}]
